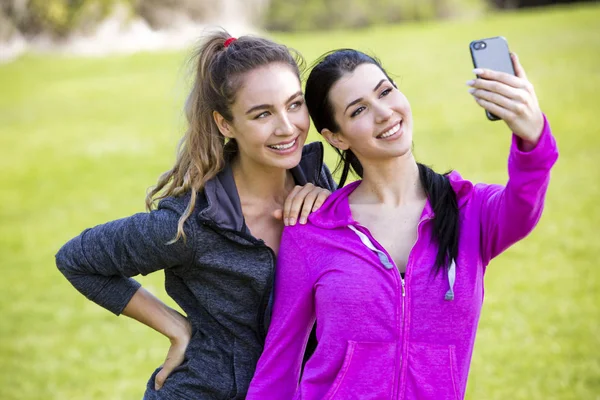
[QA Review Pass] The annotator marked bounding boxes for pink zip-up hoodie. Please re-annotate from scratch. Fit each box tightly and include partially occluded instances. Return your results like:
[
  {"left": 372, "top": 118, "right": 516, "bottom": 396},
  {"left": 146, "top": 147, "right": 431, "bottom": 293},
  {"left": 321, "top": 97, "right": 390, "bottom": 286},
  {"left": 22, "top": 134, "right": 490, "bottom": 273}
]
[{"left": 248, "top": 117, "right": 558, "bottom": 400}]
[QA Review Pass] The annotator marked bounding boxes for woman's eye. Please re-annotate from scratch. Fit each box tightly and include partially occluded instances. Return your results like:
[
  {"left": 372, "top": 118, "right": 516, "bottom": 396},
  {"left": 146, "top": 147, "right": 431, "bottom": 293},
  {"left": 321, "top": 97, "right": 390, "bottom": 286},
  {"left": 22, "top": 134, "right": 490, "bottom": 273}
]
[
  {"left": 289, "top": 100, "right": 303, "bottom": 110},
  {"left": 380, "top": 88, "right": 392, "bottom": 97},
  {"left": 351, "top": 106, "right": 366, "bottom": 118},
  {"left": 255, "top": 112, "right": 270, "bottom": 119}
]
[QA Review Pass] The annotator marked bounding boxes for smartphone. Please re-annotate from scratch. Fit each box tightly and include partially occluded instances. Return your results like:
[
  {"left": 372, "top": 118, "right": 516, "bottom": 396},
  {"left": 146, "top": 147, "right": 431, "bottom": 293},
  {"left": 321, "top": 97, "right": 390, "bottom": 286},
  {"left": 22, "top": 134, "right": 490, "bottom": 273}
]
[{"left": 469, "top": 36, "right": 515, "bottom": 121}]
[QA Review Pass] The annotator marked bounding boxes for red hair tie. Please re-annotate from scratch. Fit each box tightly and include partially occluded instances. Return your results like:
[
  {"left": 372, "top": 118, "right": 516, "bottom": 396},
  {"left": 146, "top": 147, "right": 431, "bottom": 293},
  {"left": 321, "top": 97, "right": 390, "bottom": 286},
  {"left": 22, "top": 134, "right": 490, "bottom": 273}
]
[{"left": 224, "top": 37, "right": 237, "bottom": 48}]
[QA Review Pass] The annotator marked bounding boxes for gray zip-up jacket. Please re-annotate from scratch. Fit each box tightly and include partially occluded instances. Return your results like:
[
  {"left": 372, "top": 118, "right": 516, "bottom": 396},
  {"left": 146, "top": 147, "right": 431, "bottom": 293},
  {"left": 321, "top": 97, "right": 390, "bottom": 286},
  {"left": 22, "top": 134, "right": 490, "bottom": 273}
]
[{"left": 55, "top": 142, "right": 336, "bottom": 399}]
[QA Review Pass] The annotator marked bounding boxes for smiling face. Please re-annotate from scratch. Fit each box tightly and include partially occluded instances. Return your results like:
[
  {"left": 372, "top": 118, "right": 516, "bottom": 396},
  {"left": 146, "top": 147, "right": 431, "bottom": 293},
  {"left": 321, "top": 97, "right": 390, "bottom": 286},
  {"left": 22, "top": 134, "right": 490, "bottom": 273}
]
[
  {"left": 214, "top": 62, "right": 310, "bottom": 172},
  {"left": 322, "top": 63, "right": 413, "bottom": 164}
]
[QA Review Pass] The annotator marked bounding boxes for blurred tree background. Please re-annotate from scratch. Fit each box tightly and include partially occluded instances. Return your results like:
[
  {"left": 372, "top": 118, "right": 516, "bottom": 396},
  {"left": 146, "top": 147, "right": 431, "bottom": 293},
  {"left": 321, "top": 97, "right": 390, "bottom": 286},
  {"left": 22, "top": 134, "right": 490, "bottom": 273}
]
[
  {"left": 1, "top": 0, "right": 217, "bottom": 39},
  {"left": 0, "top": 0, "right": 597, "bottom": 40},
  {"left": 1, "top": 1, "right": 599, "bottom": 400}
]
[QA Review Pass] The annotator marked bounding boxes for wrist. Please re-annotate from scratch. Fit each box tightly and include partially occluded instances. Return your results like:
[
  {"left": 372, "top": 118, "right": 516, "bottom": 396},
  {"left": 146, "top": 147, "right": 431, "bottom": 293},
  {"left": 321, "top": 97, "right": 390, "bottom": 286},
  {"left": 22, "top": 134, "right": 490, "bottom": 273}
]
[
  {"left": 165, "top": 309, "right": 192, "bottom": 342},
  {"left": 517, "top": 115, "right": 544, "bottom": 152},
  {"left": 518, "top": 137, "right": 538, "bottom": 152}
]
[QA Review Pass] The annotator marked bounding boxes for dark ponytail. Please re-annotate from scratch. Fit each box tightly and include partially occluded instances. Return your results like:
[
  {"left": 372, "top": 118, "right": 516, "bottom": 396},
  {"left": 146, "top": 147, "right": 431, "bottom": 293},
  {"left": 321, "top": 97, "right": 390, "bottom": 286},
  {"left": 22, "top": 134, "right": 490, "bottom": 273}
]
[
  {"left": 305, "top": 49, "right": 459, "bottom": 273},
  {"left": 337, "top": 149, "right": 363, "bottom": 189},
  {"left": 417, "top": 163, "right": 459, "bottom": 273}
]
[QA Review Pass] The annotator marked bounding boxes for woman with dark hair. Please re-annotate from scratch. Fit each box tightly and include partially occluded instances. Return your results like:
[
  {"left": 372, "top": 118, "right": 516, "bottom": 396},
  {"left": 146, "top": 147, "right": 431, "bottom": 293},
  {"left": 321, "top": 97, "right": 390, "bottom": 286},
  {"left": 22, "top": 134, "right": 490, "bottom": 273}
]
[
  {"left": 55, "top": 30, "right": 335, "bottom": 399},
  {"left": 247, "top": 49, "right": 558, "bottom": 399}
]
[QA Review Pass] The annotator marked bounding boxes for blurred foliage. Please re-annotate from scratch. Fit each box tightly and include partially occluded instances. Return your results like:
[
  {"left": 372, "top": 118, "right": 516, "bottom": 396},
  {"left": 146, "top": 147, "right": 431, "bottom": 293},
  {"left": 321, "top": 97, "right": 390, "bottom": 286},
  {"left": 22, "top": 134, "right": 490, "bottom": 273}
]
[
  {"left": 0, "top": 0, "right": 595, "bottom": 38},
  {"left": 36, "top": 0, "right": 117, "bottom": 35},
  {"left": 133, "top": 0, "right": 214, "bottom": 29},
  {"left": 263, "top": 0, "right": 489, "bottom": 31},
  {"left": 490, "top": 0, "right": 597, "bottom": 7},
  {"left": 0, "top": 0, "right": 215, "bottom": 38},
  {"left": 1, "top": 0, "right": 128, "bottom": 37},
  {"left": 263, "top": 0, "right": 599, "bottom": 31}
]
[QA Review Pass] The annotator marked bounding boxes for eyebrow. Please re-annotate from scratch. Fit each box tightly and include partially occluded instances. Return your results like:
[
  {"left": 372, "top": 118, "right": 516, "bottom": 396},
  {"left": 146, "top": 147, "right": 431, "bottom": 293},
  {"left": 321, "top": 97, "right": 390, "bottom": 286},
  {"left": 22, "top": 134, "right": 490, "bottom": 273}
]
[
  {"left": 344, "top": 79, "right": 387, "bottom": 114},
  {"left": 245, "top": 90, "right": 304, "bottom": 115}
]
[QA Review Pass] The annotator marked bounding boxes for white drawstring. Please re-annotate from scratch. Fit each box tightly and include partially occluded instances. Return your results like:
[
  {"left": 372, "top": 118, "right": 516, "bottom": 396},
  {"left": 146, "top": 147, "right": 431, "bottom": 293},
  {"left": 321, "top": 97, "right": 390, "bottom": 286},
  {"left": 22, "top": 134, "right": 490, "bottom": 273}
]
[
  {"left": 349, "top": 225, "right": 456, "bottom": 301},
  {"left": 445, "top": 258, "right": 456, "bottom": 301},
  {"left": 348, "top": 225, "right": 394, "bottom": 269}
]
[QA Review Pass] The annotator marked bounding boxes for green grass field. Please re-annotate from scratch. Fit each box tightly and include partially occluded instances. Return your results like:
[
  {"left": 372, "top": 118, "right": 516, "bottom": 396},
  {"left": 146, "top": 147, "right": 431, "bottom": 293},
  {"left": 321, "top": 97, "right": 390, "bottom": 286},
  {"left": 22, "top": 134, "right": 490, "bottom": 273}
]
[{"left": 1, "top": 3, "right": 599, "bottom": 399}]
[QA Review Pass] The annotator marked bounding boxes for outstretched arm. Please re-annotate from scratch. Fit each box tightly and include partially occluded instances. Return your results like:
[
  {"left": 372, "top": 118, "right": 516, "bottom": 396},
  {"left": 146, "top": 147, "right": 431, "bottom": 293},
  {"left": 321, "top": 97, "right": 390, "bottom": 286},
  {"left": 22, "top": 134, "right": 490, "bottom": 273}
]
[{"left": 467, "top": 53, "right": 559, "bottom": 264}]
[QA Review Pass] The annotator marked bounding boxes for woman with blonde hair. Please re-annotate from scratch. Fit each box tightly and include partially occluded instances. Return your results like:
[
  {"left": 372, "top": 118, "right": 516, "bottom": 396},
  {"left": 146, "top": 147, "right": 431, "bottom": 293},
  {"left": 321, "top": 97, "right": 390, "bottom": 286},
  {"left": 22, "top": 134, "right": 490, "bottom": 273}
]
[{"left": 55, "top": 30, "right": 334, "bottom": 399}]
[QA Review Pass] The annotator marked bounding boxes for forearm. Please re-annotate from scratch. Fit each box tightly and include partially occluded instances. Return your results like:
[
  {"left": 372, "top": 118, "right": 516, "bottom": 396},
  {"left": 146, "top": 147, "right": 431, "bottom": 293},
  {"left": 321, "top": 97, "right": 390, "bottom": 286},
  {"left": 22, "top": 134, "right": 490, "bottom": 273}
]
[
  {"left": 480, "top": 116, "right": 558, "bottom": 262},
  {"left": 122, "top": 287, "right": 191, "bottom": 341}
]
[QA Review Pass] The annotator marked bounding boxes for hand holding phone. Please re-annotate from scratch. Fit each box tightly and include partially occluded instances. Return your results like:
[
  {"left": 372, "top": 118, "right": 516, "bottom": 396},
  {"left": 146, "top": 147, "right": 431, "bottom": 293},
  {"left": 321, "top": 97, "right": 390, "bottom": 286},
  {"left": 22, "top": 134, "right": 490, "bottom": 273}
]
[
  {"left": 469, "top": 37, "right": 515, "bottom": 121},
  {"left": 467, "top": 37, "right": 544, "bottom": 146}
]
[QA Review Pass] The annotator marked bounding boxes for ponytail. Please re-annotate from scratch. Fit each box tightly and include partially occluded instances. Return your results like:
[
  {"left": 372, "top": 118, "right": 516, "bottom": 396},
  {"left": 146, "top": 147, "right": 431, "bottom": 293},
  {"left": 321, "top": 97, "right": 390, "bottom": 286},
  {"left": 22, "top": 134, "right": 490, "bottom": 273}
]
[
  {"left": 146, "top": 29, "right": 303, "bottom": 242},
  {"left": 417, "top": 163, "right": 459, "bottom": 273}
]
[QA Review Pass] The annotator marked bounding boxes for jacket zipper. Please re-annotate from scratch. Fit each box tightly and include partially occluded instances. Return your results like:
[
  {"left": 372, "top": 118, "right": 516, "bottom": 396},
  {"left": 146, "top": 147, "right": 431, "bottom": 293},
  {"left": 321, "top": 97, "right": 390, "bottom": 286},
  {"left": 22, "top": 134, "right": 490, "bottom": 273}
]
[
  {"left": 351, "top": 222, "right": 405, "bottom": 399},
  {"left": 401, "top": 277, "right": 405, "bottom": 299},
  {"left": 397, "top": 216, "right": 432, "bottom": 398},
  {"left": 257, "top": 244, "right": 276, "bottom": 342}
]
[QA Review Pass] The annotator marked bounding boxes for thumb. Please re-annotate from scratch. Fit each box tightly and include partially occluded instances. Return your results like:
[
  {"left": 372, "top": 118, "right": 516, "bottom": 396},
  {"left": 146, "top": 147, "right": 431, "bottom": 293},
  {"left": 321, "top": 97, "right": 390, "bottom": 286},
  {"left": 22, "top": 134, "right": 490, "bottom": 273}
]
[
  {"left": 272, "top": 209, "right": 283, "bottom": 221},
  {"left": 511, "top": 52, "right": 527, "bottom": 80},
  {"left": 154, "top": 358, "right": 177, "bottom": 390}
]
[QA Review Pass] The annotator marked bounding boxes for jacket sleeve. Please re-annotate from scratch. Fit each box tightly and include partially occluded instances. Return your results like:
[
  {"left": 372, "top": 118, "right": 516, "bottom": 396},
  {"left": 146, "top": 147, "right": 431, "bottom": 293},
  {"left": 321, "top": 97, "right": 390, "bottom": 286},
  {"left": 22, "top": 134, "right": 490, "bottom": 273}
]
[
  {"left": 247, "top": 228, "right": 315, "bottom": 399},
  {"left": 479, "top": 115, "right": 559, "bottom": 266},
  {"left": 55, "top": 200, "right": 196, "bottom": 315}
]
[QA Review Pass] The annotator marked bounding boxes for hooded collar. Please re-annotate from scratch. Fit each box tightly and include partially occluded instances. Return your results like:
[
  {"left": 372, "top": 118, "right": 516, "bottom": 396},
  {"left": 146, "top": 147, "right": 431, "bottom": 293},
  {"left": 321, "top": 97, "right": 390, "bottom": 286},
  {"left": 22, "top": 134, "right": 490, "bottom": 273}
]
[
  {"left": 305, "top": 169, "right": 472, "bottom": 302},
  {"left": 196, "top": 141, "right": 326, "bottom": 233},
  {"left": 307, "top": 169, "right": 474, "bottom": 230}
]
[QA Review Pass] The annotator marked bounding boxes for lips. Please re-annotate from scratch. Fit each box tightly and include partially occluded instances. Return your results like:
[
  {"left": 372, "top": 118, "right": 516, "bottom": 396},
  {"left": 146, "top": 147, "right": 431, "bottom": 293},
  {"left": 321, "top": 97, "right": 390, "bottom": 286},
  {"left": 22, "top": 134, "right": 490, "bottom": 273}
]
[
  {"left": 266, "top": 136, "right": 302, "bottom": 155},
  {"left": 376, "top": 120, "right": 402, "bottom": 139},
  {"left": 268, "top": 138, "right": 297, "bottom": 150}
]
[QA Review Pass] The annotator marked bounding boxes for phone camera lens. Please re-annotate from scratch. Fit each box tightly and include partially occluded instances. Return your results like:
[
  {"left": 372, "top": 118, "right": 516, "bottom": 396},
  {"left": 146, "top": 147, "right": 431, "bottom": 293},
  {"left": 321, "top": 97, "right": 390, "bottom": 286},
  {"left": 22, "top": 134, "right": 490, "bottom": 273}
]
[{"left": 473, "top": 41, "right": 487, "bottom": 50}]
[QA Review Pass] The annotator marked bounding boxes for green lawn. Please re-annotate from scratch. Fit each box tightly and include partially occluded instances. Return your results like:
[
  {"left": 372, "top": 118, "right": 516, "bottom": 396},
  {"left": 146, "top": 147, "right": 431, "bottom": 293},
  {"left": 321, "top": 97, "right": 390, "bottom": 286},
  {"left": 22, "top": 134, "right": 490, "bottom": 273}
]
[{"left": 1, "top": 3, "right": 599, "bottom": 399}]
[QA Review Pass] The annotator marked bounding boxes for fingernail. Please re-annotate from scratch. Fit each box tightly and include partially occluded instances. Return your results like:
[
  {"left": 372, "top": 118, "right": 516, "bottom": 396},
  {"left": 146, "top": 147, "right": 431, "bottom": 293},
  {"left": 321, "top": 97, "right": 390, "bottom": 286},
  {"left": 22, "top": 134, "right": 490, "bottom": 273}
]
[
  {"left": 289, "top": 218, "right": 296, "bottom": 226},
  {"left": 284, "top": 218, "right": 289, "bottom": 226},
  {"left": 473, "top": 68, "right": 484, "bottom": 75},
  {"left": 468, "top": 88, "right": 475, "bottom": 94},
  {"left": 466, "top": 80, "right": 475, "bottom": 86},
  {"left": 299, "top": 217, "right": 307, "bottom": 225}
]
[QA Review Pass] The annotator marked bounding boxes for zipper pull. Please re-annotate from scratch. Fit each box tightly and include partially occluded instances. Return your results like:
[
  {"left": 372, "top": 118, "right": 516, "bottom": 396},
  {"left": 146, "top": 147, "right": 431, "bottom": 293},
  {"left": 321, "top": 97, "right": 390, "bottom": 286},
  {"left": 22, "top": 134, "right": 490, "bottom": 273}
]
[{"left": 401, "top": 277, "right": 406, "bottom": 297}]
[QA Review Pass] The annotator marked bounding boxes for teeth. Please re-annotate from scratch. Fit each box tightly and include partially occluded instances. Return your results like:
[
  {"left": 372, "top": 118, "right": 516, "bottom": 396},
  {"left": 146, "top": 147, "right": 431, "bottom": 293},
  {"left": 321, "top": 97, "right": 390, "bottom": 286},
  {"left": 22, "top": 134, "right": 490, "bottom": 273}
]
[
  {"left": 378, "top": 122, "right": 401, "bottom": 139},
  {"left": 269, "top": 139, "right": 296, "bottom": 150}
]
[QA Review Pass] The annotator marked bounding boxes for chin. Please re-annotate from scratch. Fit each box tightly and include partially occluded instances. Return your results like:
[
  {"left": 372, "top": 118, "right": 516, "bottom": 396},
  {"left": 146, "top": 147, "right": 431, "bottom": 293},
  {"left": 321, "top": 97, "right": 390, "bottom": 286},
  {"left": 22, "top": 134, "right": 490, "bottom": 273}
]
[
  {"left": 382, "top": 143, "right": 412, "bottom": 159},
  {"left": 259, "top": 151, "right": 302, "bottom": 171},
  {"left": 396, "top": 145, "right": 413, "bottom": 157},
  {"left": 277, "top": 153, "right": 303, "bottom": 170}
]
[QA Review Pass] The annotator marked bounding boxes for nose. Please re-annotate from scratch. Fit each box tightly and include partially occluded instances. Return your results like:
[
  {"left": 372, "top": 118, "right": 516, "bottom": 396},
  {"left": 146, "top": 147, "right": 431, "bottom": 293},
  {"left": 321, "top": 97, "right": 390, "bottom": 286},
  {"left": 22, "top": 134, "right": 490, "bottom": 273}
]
[
  {"left": 274, "top": 112, "right": 295, "bottom": 136},
  {"left": 374, "top": 102, "right": 393, "bottom": 124}
]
